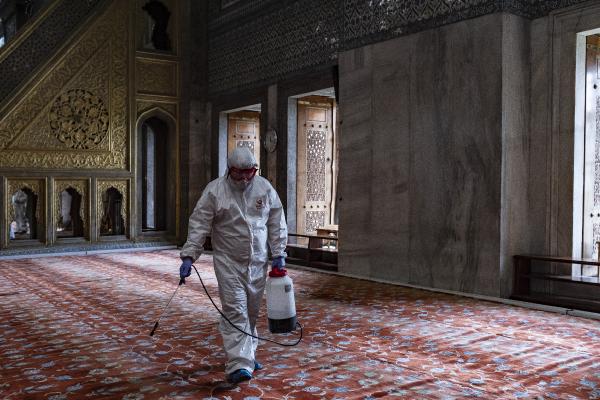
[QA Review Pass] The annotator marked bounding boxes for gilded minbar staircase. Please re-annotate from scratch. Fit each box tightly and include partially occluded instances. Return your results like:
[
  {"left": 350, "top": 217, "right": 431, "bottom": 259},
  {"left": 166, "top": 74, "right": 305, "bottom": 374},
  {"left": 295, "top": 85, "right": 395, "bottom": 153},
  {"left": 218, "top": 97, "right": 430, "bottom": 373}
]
[{"left": 0, "top": 0, "right": 181, "bottom": 256}]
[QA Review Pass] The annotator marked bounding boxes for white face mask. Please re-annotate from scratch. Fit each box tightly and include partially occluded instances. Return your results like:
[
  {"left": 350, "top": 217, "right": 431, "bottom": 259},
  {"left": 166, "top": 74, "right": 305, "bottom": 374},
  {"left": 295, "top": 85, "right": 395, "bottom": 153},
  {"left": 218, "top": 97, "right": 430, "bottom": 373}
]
[{"left": 229, "top": 176, "right": 253, "bottom": 191}]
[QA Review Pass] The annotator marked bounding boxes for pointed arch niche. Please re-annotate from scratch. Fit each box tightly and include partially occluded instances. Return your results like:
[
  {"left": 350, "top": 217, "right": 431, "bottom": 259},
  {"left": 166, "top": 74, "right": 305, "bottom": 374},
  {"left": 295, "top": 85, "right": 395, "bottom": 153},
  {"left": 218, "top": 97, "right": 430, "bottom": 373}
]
[
  {"left": 136, "top": 107, "right": 177, "bottom": 239},
  {"left": 6, "top": 179, "right": 45, "bottom": 246},
  {"left": 97, "top": 180, "right": 128, "bottom": 238},
  {"left": 54, "top": 179, "right": 89, "bottom": 242}
]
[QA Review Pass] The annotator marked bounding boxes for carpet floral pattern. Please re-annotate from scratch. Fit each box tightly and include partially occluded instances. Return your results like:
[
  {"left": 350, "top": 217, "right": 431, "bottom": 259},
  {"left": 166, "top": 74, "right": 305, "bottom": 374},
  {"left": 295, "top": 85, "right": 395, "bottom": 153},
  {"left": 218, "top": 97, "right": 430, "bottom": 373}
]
[{"left": 1, "top": 250, "right": 600, "bottom": 399}]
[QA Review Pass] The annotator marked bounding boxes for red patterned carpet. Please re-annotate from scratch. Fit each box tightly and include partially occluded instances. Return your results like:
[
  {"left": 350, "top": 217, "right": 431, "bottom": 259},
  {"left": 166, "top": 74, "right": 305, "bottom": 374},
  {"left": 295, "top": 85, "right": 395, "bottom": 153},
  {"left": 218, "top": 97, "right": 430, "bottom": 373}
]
[{"left": 1, "top": 249, "right": 600, "bottom": 399}]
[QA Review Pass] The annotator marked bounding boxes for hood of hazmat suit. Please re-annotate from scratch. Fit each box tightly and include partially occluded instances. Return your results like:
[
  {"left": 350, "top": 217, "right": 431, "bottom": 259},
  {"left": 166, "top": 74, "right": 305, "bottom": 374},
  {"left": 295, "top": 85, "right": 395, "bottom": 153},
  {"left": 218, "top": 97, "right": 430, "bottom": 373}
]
[
  {"left": 180, "top": 146, "right": 287, "bottom": 375},
  {"left": 227, "top": 147, "right": 259, "bottom": 191}
]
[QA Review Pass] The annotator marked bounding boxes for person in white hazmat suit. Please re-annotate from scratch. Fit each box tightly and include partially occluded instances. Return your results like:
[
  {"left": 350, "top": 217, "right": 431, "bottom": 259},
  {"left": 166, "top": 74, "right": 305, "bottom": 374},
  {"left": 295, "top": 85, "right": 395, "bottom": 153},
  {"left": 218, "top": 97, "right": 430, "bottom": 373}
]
[{"left": 179, "top": 147, "right": 288, "bottom": 384}]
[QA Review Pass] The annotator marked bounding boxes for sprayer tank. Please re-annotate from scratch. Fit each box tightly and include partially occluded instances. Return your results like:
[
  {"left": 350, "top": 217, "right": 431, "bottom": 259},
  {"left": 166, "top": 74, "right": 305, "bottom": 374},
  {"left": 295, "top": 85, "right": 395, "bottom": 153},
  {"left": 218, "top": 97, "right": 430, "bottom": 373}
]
[{"left": 265, "top": 275, "right": 297, "bottom": 333}]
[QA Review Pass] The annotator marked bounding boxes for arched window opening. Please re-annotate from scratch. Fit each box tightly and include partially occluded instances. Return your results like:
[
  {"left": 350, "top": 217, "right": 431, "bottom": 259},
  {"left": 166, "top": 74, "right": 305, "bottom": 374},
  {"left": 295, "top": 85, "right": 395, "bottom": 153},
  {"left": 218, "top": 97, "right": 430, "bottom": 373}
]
[
  {"left": 100, "top": 187, "right": 125, "bottom": 236},
  {"left": 57, "top": 188, "right": 84, "bottom": 238},
  {"left": 10, "top": 188, "right": 37, "bottom": 240},
  {"left": 142, "top": 117, "right": 167, "bottom": 231},
  {"left": 141, "top": 0, "right": 172, "bottom": 51}
]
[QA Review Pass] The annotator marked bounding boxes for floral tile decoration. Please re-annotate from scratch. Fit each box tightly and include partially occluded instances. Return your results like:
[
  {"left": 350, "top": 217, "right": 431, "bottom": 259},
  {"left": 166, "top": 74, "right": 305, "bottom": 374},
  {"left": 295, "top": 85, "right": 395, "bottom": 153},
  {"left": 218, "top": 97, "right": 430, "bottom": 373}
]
[{"left": 0, "top": 250, "right": 599, "bottom": 399}]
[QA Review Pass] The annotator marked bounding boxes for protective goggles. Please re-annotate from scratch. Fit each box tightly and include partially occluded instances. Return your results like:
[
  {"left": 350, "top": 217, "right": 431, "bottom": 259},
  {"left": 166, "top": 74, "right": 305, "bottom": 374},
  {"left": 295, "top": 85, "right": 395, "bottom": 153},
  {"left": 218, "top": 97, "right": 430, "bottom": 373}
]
[{"left": 229, "top": 167, "right": 257, "bottom": 181}]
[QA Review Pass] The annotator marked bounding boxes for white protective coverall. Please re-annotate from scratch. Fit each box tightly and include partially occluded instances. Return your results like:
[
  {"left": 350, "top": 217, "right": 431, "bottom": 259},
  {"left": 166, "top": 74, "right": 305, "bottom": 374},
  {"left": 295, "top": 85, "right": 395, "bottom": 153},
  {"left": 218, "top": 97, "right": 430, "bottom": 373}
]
[{"left": 180, "top": 148, "right": 288, "bottom": 375}]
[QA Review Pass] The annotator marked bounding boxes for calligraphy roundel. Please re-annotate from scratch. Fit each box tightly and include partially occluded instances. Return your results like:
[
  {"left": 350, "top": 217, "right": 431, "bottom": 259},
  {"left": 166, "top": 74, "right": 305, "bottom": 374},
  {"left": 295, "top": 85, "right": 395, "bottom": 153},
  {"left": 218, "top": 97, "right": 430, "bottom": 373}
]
[{"left": 49, "top": 89, "right": 109, "bottom": 149}]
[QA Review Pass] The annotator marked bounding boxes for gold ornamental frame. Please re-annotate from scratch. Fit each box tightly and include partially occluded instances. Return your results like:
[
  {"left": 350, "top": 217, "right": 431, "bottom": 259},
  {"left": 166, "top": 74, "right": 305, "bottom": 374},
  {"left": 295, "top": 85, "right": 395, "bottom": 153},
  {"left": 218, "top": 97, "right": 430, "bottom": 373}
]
[
  {"left": 5, "top": 178, "right": 46, "bottom": 245},
  {"left": 54, "top": 179, "right": 90, "bottom": 241},
  {"left": 96, "top": 179, "right": 129, "bottom": 237}
]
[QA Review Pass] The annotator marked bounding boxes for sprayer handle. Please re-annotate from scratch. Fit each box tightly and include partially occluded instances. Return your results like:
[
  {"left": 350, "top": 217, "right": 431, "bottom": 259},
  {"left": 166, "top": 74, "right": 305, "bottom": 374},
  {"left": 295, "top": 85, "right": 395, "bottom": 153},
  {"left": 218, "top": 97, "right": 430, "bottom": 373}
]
[{"left": 269, "top": 267, "right": 287, "bottom": 278}]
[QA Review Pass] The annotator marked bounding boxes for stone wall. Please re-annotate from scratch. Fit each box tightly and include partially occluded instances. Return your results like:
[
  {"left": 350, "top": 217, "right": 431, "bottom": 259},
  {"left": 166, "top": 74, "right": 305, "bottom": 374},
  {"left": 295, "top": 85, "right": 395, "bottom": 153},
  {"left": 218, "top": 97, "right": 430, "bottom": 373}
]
[{"left": 337, "top": 13, "right": 531, "bottom": 297}]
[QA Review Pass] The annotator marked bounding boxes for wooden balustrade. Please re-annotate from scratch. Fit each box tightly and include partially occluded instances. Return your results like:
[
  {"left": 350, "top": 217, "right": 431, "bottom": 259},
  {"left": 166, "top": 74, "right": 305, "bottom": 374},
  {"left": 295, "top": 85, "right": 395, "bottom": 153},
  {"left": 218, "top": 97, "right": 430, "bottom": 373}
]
[
  {"left": 512, "top": 254, "right": 600, "bottom": 313},
  {"left": 201, "top": 232, "right": 339, "bottom": 272}
]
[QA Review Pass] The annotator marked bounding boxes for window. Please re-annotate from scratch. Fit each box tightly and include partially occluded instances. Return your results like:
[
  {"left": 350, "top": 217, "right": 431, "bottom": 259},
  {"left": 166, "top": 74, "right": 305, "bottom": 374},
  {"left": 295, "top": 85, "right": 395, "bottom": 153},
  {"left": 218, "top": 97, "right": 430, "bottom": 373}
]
[{"left": 142, "top": 117, "right": 167, "bottom": 231}]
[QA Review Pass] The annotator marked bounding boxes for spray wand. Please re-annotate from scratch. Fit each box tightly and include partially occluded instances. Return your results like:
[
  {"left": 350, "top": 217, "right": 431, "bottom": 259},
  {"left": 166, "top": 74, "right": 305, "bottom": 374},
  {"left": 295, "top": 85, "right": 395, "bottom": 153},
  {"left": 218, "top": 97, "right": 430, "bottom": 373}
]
[{"left": 149, "top": 277, "right": 185, "bottom": 337}]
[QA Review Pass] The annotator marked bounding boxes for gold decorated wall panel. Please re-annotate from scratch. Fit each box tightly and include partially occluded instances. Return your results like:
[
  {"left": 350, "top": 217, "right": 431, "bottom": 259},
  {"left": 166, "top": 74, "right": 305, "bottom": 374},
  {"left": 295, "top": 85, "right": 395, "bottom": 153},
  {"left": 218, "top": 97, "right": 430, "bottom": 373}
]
[
  {"left": 0, "top": 0, "right": 182, "bottom": 250},
  {"left": 137, "top": 101, "right": 177, "bottom": 119},
  {"left": 5, "top": 178, "right": 46, "bottom": 246},
  {"left": 0, "top": 0, "right": 129, "bottom": 169},
  {"left": 136, "top": 59, "right": 178, "bottom": 97},
  {"left": 6, "top": 179, "right": 45, "bottom": 224}
]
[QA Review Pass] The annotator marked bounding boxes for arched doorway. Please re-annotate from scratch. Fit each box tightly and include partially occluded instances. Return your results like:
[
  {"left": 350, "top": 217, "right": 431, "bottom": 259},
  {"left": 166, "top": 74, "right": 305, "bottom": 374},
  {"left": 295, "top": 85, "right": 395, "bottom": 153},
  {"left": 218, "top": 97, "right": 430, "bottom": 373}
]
[
  {"left": 100, "top": 187, "right": 125, "bottom": 236},
  {"left": 10, "top": 188, "right": 38, "bottom": 241},
  {"left": 57, "top": 187, "right": 84, "bottom": 238},
  {"left": 141, "top": 116, "right": 168, "bottom": 231},
  {"left": 136, "top": 109, "right": 177, "bottom": 239}
]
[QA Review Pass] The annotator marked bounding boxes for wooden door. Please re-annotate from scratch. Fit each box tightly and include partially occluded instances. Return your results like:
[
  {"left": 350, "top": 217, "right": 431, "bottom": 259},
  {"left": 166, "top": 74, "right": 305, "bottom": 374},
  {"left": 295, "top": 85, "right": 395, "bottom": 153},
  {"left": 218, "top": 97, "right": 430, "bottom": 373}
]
[
  {"left": 227, "top": 111, "right": 260, "bottom": 166},
  {"left": 583, "top": 35, "right": 600, "bottom": 270},
  {"left": 297, "top": 96, "right": 334, "bottom": 236}
]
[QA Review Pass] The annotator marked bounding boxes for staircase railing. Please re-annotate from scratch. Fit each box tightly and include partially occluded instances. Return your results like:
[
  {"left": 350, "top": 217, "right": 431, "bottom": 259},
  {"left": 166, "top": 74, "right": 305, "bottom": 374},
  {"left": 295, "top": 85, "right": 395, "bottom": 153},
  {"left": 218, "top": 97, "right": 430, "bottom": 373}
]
[{"left": 0, "top": 0, "right": 105, "bottom": 108}]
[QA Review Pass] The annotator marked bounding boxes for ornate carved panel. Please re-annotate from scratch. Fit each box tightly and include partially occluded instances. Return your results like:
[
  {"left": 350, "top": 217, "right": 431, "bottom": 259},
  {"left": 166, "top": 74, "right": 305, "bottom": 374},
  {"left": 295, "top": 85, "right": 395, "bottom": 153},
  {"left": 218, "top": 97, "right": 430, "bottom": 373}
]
[
  {"left": 0, "top": 0, "right": 103, "bottom": 105},
  {"left": 97, "top": 180, "right": 129, "bottom": 236},
  {"left": 305, "top": 210, "right": 326, "bottom": 234},
  {"left": 227, "top": 111, "right": 261, "bottom": 166},
  {"left": 207, "top": 0, "right": 593, "bottom": 94},
  {"left": 296, "top": 98, "right": 333, "bottom": 235},
  {"left": 584, "top": 36, "right": 600, "bottom": 259},
  {"left": 0, "top": 0, "right": 129, "bottom": 169},
  {"left": 208, "top": 0, "right": 339, "bottom": 94},
  {"left": 136, "top": 59, "right": 178, "bottom": 97},
  {"left": 10, "top": 43, "right": 112, "bottom": 151},
  {"left": 209, "top": 0, "right": 276, "bottom": 25},
  {"left": 588, "top": 221, "right": 600, "bottom": 276},
  {"left": 595, "top": 95, "right": 600, "bottom": 210},
  {"left": 48, "top": 89, "right": 110, "bottom": 150},
  {"left": 342, "top": 0, "right": 494, "bottom": 48},
  {"left": 593, "top": 223, "right": 600, "bottom": 262},
  {"left": 137, "top": 101, "right": 177, "bottom": 118},
  {"left": 6, "top": 179, "right": 44, "bottom": 227},
  {"left": 306, "top": 128, "right": 327, "bottom": 202},
  {"left": 54, "top": 179, "right": 88, "bottom": 235},
  {"left": 237, "top": 140, "right": 255, "bottom": 153}
]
